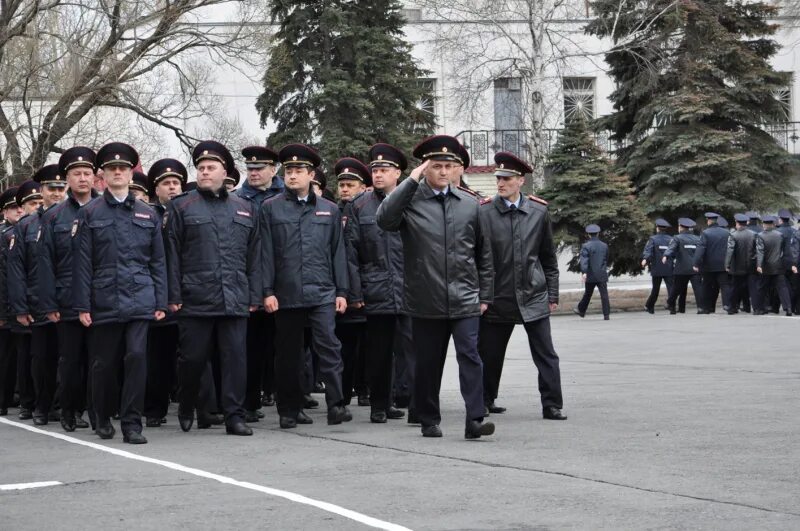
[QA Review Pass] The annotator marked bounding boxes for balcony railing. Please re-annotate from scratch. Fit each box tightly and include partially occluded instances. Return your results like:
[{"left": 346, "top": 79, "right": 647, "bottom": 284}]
[{"left": 456, "top": 122, "right": 800, "bottom": 168}]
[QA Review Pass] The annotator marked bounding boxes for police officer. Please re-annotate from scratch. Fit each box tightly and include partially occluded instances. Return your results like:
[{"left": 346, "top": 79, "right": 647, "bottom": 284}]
[
  {"left": 641, "top": 219, "right": 674, "bottom": 314},
  {"left": 746, "top": 212, "right": 762, "bottom": 234},
  {"left": 450, "top": 143, "right": 482, "bottom": 198},
  {"left": 7, "top": 183, "right": 42, "bottom": 421},
  {"left": 142, "top": 159, "right": 186, "bottom": 428},
  {"left": 377, "top": 135, "right": 495, "bottom": 439},
  {"left": 725, "top": 214, "right": 757, "bottom": 314},
  {"left": 38, "top": 147, "right": 98, "bottom": 431},
  {"left": 776, "top": 209, "right": 798, "bottom": 313},
  {"left": 663, "top": 218, "right": 703, "bottom": 314},
  {"left": 693, "top": 213, "right": 731, "bottom": 313},
  {"left": 260, "top": 144, "right": 350, "bottom": 429},
  {"left": 238, "top": 146, "right": 282, "bottom": 420},
  {"left": 574, "top": 225, "right": 610, "bottom": 320},
  {"left": 130, "top": 170, "right": 150, "bottom": 202},
  {"left": 8, "top": 171, "right": 64, "bottom": 425},
  {"left": 478, "top": 152, "right": 565, "bottom": 420},
  {"left": 755, "top": 215, "right": 794, "bottom": 316},
  {"left": 224, "top": 166, "right": 241, "bottom": 192},
  {"left": 166, "top": 141, "right": 260, "bottom": 436},
  {"left": 73, "top": 142, "right": 167, "bottom": 443},
  {"left": 0, "top": 187, "right": 22, "bottom": 417}
]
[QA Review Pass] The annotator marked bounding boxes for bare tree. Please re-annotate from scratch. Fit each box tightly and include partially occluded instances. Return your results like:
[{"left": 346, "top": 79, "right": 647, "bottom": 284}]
[{"left": 0, "top": 0, "right": 267, "bottom": 184}]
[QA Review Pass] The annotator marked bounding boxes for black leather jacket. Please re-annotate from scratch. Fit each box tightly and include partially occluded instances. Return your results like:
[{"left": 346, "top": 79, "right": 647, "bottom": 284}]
[{"left": 725, "top": 228, "right": 756, "bottom": 275}]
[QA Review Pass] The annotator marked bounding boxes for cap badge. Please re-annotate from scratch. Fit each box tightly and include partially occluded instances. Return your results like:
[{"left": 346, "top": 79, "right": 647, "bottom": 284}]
[
  {"left": 442, "top": 147, "right": 448, "bottom": 152},
  {"left": 114, "top": 154, "right": 120, "bottom": 160},
  {"left": 166, "top": 167, "right": 171, "bottom": 172},
  {"left": 377, "top": 155, "right": 383, "bottom": 160},
  {"left": 203, "top": 150, "right": 208, "bottom": 155},
  {"left": 77, "top": 156, "right": 83, "bottom": 161},
  {"left": 292, "top": 156, "right": 298, "bottom": 161}
]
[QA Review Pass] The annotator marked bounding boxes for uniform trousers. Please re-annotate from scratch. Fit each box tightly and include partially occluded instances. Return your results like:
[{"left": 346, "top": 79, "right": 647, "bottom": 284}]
[
  {"left": 56, "top": 320, "right": 91, "bottom": 417},
  {"left": 667, "top": 274, "right": 703, "bottom": 312},
  {"left": 335, "top": 321, "right": 365, "bottom": 405},
  {"left": 645, "top": 276, "right": 673, "bottom": 311},
  {"left": 364, "top": 314, "right": 406, "bottom": 412},
  {"left": 89, "top": 320, "right": 148, "bottom": 434},
  {"left": 411, "top": 317, "right": 484, "bottom": 427},
  {"left": 0, "top": 329, "right": 15, "bottom": 409},
  {"left": 274, "top": 305, "right": 344, "bottom": 418},
  {"left": 755, "top": 274, "right": 792, "bottom": 313},
  {"left": 12, "top": 331, "right": 34, "bottom": 411},
  {"left": 177, "top": 316, "right": 247, "bottom": 425},
  {"left": 577, "top": 282, "right": 610, "bottom": 316},
  {"left": 144, "top": 323, "right": 178, "bottom": 420},
  {"left": 701, "top": 271, "right": 730, "bottom": 312},
  {"left": 31, "top": 323, "right": 59, "bottom": 417},
  {"left": 244, "top": 310, "right": 275, "bottom": 412},
  {"left": 478, "top": 317, "right": 563, "bottom": 409}
]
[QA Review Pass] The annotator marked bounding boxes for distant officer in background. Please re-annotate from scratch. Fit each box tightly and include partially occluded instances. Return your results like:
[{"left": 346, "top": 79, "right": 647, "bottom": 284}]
[
  {"left": 641, "top": 219, "right": 674, "bottom": 314},
  {"left": 166, "top": 141, "right": 260, "bottom": 437},
  {"left": 73, "top": 142, "right": 167, "bottom": 444},
  {"left": 574, "top": 224, "right": 610, "bottom": 320},
  {"left": 725, "top": 213, "right": 757, "bottom": 314},
  {"left": 130, "top": 170, "right": 150, "bottom": 202},
  {"left": 478, "top": 152, "right": 565, "bottom": 420},
  {"left": 238, "top": 146, "right": 282, "bottom": 420},
  {"left": 746, "top": 212, "right": 762, "bottom": 234},
  {"left": 755, "top": 215, "right": 794, "bottom": 316},
  {"left": 664, "top": 218, "right": 702, "bottom": 314},
  {"left": 0, "top": 187, "right": 22, "bottom": 416},
  {"left": 693, "top": 212, "right": 730, "bottom": 314}
]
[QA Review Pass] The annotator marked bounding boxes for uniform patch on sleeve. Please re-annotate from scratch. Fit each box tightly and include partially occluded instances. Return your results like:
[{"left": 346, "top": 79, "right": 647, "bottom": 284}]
[
  {"left": 134, "top": 212, "right": 151, "bottom": 220},
  {"left": 71, "top": 219, "right": 79, "bottom": 237},
  {"left": 36, "top": 227, "right": 42, "bottom": 242},
  {"left": 162, "top": 211, "right": 169, "bottom": 229},
  {"left": 341, "top": 215, "right": 348, "bottom": 228},
  {"left": 527, "top": 194, "right": 548, "bottom": 206},
  {"left": 8, "top": 234, "right": 15, "bottom": 250},
  {"left": 315, "top": 211, "right": 332, "bottom": 216},
  {"left": 480, "top": 197, "right": 492, "bottom": 205},
  {"left": 236, "top": 210, "right": 251, "bottom": 217}
]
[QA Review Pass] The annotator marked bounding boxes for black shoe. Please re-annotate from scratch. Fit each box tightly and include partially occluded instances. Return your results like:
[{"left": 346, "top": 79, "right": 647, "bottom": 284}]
[
  {"left": 96, "top": 423, "right": 115, "bottom": 440},
  {"left": 786, "top": 311, "right": 793, "bottom": 317},
  {"left": 146, "top": 417, "right": 162, "bottom": 428},
  {"left": 421, "top": 425, "right": 443, "bottom": 437},
  {"left": 297, "top": 411, "right": 313, "bottom": 424},
  {"left": 327, "top": 405, "right": 347, "bottom": 425},
  {"left": 669, "top": 307, "right": 677, "bottom": 315},
  {"left": 60, "top": 411, "right": 76, "bottom": 432},
  {"left": 160, "top": 418, "right": 167, "bottom": 424},
  {"left": 393, "top": 395, "right": 410, "bottom": 409},
  {"left": 572, "top": 308, "right": 585, "bottom": 318},
  {"left": 370, "top": 410, "right": 387, "bottom": 423},
  {"left": 465, "top": 419, "right": 495, "bottom": 439},
  {"left": 279, "top": 416, "right": 297, "bottom": 429},
  {"left": 678, "top": 309, "right": 686, "bottom": 314},
  {"left": 697, "top": 309, "right": 710, "bottom": 314},
  {"left": 727, "top": 310, "right": 738, "bottom": 315},
  {"left": 197, "top": 412, "right": 224, "bottom": 429},
  {"left": 386, "top": 406, "right": 405, "bottom": 419},
  {"left": 245, "top": 410, "right": 260, "bottom": 423},
  {"left": 483, "top": 406, "right": 490, "bottom": 417},
  {"left": 753, "top": 310, "right": 766, "bottom": 315},
  {"left": 645, "top": 306, "right": 655, "bottom": 314},
  {"left": 304, "top": 394, "right": 319, "bottom": 409},
  {"left": 123, "top": 431, "right": 148, "bottom": 444},
  {"left": 178, "top": 413, "right": 194, "bottom": 432},
  {"left": 543, "top": 406, "right": 568, "bottom": 420},
  {"left": 75, "top": 414, "right": 90, "bottom": 429},
  {"left": 18, "top": 408, "right": 33, "bottom": 420},
  {"left": 48, "top": 410, "right": 61, "bottom": 422},
  {"left": 313, "top": 382, "right": 325, "bottom": 393},
  {"left": 357, "top": 395, "right": 370, "bottom": 407},
  {"left": 225, "top": 422, "right": 253, "bottom": 436},
  {"left": 32, "top": 416, "right": 47, "bottom": 426},
  {"left": 604, "top": 315, "right": 610, "bottom": 320},
  {"left": 407, "top": 410, "right": 420, "bottom": 424},
  {"left": 261, "top": 394, "right": 275, "bottom": 407},
  {"left": 256, "top": 409, "right": 265, "bottom": 419},
  {"left": 486, "top": 401, "right": 506, "bottom": 414},
  {"left": 342, "top": 406, "right": 353, "bottom": 422}
]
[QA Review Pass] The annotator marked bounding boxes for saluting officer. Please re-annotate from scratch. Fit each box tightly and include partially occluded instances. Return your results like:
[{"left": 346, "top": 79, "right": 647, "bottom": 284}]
[
  {"left": 8, "top": 170, "right": 64, "bottom": 425},
  {"left": 693, "top": 212, "right": 731, "bottom": 313},
  {"left": 143, "top": 159, "right": 187, "bottom": 427},
  {"left": 755, "top": 215, "right": 794, "bottom": 316},
  {"left": 641, "top": 219, "right": 674, "bottom": 314},
  {"left": 73, "top": 142, "right": 168, "bottom": 443},
  {"left": 377, "top": 135, "right": 495, "bottom": 439},
  {"left": 166, "top": 141, "right": 260, "bottom": 436},
  {"left": 725, "top": 214, "right": 757, "bottom": 314},
  {"left": 38, "top": 147, "right": 98, "bottom": 431},
  {"left": 344, "top": 143, "right": 411, "bottom": 423},
  {"left": 574, "top": 225, "right": 610, "bottom": 320},
  {"left": 663, "top": 218, "right": 702, "bottom": 313},
  {"left": 0, "top": 187, "right": 22, "bottom": 416},
  {"left": 478, "top": 152, "right": 565, "bottom": 420},
  {"left": 260, "top": 144, "right": 350, "bottom": 429},
  {"left": 238, "top": 146, "right": 282, "bottom": 420}
]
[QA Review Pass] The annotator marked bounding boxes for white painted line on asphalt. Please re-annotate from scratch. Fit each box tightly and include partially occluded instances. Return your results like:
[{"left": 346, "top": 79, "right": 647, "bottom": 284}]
[
  {"left": 0, "top": 481, "right": 62, "bottom": 491},
  {"left": 0, "top": 418, "right": 412, "bottom": 531}
]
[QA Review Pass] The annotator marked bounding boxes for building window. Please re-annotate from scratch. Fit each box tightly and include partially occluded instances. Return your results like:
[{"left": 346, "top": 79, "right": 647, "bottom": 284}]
[
  {"left": 494, "top": 77, "right": 523, "bottom": 131},
  {"left": 414, "top": 78, "right": 436, "bottom": 117},
  {"left": 563, "top": 77, "right": 596, "bottom": 123},
  {"left": 773, "top": 75, "right": 793, "bottom": 122}
]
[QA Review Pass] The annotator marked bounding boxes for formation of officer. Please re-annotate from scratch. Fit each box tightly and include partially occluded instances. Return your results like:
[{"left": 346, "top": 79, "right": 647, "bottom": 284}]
[
  {"left": 0, "top": 136, "right": 580, "bottom": 444},
  {"left": 574, "top": 224, "right": 610, "bottom": 320},
  {"left": 641, "top": 219, "right": 674, "bottom": 313}
]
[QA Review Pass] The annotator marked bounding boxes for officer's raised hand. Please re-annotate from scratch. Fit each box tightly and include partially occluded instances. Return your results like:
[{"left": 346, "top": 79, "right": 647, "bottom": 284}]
[
  {"left": 335, "top": 296, "right": 347, "bottom": 314},
  {"left": 409, "top": 160, "right": 429, "bottom": 182},
  {"left": 79, "top": 311, "right": 92, "bottom": 327},
  {"left": 264, "top": 295, "right": 279, "bottom": 313}
]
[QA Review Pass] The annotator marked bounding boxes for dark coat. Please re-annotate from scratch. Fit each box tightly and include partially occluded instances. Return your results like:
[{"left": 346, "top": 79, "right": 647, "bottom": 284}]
[
  {"left": 6, "top": 210, "right": 47, "bottom": 324},
  {"left": 665, "top": 232, "right": 701, "bottom": 276},
  {"left": 694, "top": 224, "right": 729, "bottom": 273},
  {"left": 479, "top": 195, "right": 558, "bottom": 323},
  {"left": 73, "top": 191, "right": 167, "bottom": 325},
  {"left": 165, "top": 188, "right": 261, "bottom": 317},
  {"left": 725, "top": 228, "right": 756, "bottom": 275},
  {"left": 376, "top": 177, "right": 493, "bottom": 319},
  {"left": 756, "top": 228, "right": 786, "bottom": 275},
  {"left": 579, "top": 237, "right": 608, "bottom": 283},
  {"left": 642, "top": 233, "right": 674, "bottom": 277},
  {"left": 259, "top": 189, "right": 348, "bottom": 309},
  {"left": 343, "top": 190, "right": 405, "bottom": 315}
]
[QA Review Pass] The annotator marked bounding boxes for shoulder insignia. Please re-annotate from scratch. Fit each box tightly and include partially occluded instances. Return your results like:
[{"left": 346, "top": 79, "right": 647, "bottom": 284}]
[
  {"left": 36, "top": 226, "right": 42, "bottom": 242},
  {"left": 527, "top": 194, "right": 548, "bottom": 206},
  {"left": 342, "top": 215, "right": 348, "bottom": 228},
  {"left": 71, "top": 219, "right": 79, "bottom": 237},
  {"left": 8, "top": 234, "right": 15, "bottom": 250},
  {"left": 457, "top": 185, "right": 478, "bottom": 197},
  {"left": 480, "top": 197, "right": 492, "bottom": 205}
]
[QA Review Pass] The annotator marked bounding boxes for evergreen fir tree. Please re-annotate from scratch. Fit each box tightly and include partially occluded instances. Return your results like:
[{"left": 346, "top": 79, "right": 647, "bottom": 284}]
[
  {"left": 256, "top": 0, "right": 436, "bottom": 174},
  {"left": 587, "top": 0, "right": 798, "bottom": 219},
  {"left": 539, "top": 116, "right": 648, "bottom": 275}
]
